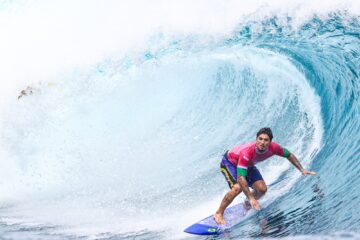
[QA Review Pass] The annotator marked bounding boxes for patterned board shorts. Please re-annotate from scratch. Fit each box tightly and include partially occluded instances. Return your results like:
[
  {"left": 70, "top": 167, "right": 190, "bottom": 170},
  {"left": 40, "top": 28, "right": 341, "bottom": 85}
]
[{"left": 220, "top": 152, "right": 264, "bottom": 189}]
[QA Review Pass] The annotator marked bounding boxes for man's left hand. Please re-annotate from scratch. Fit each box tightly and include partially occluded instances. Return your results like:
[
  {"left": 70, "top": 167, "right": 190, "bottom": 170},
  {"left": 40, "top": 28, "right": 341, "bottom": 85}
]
[{"left": 302, "top": 169, "right": 317, "bottom": 175}]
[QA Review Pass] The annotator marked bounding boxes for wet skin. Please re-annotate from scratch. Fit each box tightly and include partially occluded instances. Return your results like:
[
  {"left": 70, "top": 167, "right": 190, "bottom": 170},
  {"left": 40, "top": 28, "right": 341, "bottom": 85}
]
[{"left": 214, "top": 134, "right": 270, "bottom": 225}]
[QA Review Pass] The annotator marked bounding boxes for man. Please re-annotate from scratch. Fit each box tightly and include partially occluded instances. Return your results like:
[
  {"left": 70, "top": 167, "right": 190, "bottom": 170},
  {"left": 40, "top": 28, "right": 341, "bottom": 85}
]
[{"left": 214, "top": 127, "right": 316, "bottom": 225}]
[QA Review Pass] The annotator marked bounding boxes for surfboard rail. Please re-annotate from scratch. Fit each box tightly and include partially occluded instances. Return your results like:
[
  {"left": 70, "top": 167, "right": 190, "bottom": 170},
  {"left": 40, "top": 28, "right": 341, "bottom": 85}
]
[{"left": 184, "top": 202, "right": 251, "bottom": 235}]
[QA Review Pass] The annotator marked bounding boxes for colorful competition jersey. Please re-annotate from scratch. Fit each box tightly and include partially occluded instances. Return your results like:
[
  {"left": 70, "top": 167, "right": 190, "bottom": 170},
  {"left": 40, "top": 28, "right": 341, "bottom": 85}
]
[{"left": 227, "top": 141, "right": 289, "bottom": 177}]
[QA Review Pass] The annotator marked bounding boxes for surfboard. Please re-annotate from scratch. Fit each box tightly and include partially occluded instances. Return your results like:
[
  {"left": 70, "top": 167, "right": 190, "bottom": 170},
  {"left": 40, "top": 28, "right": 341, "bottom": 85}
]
[{"left": 184, "top": 202, "right": 251, "bottom": 235}]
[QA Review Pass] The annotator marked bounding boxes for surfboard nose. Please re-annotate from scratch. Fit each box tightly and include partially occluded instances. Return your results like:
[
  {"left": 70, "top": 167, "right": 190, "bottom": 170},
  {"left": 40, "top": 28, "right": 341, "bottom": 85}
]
[{"left": 184, "top": 223, "right": 220, "bottom": 235}]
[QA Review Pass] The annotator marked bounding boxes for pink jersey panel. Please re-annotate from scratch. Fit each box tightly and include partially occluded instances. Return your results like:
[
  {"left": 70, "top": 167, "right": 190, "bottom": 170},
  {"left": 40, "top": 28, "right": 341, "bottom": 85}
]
[{"left": 227, "top": 141, "right": 285, "bottom": 169}]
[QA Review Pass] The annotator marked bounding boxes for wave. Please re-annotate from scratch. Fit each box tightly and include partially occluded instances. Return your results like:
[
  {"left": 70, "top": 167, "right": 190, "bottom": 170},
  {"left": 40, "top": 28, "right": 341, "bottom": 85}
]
[{"left": 0, "top": 1, "right": 359, "bottom": 239}]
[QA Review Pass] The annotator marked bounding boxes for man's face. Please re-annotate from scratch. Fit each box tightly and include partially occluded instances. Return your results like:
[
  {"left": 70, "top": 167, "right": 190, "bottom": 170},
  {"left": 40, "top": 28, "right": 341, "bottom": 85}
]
[{"left": 256, "top": 133, "right": 271, "bottom": 151}]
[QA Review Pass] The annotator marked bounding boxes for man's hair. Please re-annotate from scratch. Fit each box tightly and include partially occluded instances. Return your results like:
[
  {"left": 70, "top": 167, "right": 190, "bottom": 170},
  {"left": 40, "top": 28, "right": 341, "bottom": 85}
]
[{"left": 256, "top": 127, "right": 273, "bottom": 141}]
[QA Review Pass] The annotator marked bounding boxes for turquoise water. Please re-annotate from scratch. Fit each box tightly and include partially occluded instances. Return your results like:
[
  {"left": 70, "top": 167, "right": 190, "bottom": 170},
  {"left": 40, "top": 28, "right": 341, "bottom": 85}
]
[
  {"left": 221, "top": 15, "right": 360, "bottom": 238},
  {"left": 0, "top": 1, "right": 359, "bottom": 239}
]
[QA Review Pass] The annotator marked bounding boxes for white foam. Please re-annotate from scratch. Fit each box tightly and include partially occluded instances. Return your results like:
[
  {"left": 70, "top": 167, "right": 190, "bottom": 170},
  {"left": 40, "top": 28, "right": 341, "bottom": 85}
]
[
  {"left": 0, "top": 0, "right": 359, "bottom": 110},
  {"left": 0, "top": 0, "right": 345, "bottom": 237}
]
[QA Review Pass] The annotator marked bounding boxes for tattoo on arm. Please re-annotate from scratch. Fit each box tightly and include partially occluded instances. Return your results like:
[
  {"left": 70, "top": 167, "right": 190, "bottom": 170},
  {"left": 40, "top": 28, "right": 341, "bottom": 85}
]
[
  {"left": 237, "top": 176, "right": 254, "bottom": 200},
  {"left": 287, "top": 153, "right": 304, "bottom": 172}
]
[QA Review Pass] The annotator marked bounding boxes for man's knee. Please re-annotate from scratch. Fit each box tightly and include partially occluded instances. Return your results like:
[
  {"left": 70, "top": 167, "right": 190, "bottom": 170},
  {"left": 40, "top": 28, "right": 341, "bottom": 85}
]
[
  {"left": 231, "top": 184, "right": 242, "bottom": 195},
  {"left": 256, "top": 184, "right": 267, "bottom": 195},
  {"left": 253, "top": 181, "right": 267, "bottom": 195}
]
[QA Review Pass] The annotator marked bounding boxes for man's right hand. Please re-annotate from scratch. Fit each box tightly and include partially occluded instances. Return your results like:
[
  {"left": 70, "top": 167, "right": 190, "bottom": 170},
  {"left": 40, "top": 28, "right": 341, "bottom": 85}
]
[{"left": 249, "top": 198, "right": 261, "bottom": 210}]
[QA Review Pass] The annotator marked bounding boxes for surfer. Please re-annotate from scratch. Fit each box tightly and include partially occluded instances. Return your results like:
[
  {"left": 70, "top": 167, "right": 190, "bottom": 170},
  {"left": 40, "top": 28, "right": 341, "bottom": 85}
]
[
  {"left": 17, "top": 86, "right": 34, "bottom": 99},
  {"left": 214, "top": 127, "right": 316, "bottom": 225}
]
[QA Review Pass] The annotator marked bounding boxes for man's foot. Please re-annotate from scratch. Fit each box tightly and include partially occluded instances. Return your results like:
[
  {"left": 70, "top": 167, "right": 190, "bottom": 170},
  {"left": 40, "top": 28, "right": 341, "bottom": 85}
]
[
  {"left": 214, "top": 212, "right": 226, "bottom": 225},
  {"left": 243, "top": 200, "right": 252, "bottom": 210}
]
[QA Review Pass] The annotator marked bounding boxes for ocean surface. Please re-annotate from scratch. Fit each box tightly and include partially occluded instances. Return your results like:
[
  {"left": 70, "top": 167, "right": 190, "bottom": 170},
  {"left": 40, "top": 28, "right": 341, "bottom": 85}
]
[{"left": 0, "top": 1, "right": 359, "bottom": 239}]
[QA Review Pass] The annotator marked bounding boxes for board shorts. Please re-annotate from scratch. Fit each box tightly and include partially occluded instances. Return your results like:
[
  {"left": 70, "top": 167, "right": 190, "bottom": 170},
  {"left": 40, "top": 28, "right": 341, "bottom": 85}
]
[{"left": 220, "top": 151, "right": 263, "bottom": 189}]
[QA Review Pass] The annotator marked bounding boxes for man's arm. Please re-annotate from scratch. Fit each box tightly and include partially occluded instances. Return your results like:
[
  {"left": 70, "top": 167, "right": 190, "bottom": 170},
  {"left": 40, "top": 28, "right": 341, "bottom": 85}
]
[
  {"left": 237, "top": 176, "right": 261, "bottom": 210},
  {"left": 287, "top": 153, "right": 317, "bottom": 175}
]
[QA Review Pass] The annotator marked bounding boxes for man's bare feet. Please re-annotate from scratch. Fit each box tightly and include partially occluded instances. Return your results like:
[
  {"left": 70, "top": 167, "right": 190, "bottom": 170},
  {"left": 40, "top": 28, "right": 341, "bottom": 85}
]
[{"left": 214, "top": 212, "right": 226, "bottom": 225}]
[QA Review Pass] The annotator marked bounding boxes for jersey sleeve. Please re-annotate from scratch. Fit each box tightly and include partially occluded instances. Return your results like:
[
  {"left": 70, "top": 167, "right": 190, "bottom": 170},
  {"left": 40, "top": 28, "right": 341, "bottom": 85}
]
[
  {"left": 271, "top": 142, "right": 290, "bottom": 158},
  {"left": 237, "top": 153, "right": 250, "bottom": 177}
]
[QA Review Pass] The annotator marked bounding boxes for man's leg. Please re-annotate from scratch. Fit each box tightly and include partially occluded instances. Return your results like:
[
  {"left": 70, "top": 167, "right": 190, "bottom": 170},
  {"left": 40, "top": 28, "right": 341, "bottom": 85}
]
[
  {"left": 214, "top": 183, "right": 242, "bottom": 224},
  {"left": 214, "top": 154, "right": 238, "bottom": 224},
  {"left": 252, "top": 180, "right": 267, "bottom": 199},
  {"left": 243, "top": 179, "right": 268, "bottom": 209},
  {"left": 243, "top": 165, "right": 267, "bottom": 209}
]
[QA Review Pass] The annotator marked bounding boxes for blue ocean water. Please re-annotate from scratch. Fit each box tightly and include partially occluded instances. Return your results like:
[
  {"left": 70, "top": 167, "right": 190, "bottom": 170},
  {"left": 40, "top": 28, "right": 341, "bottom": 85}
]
[{"left": 0, "top": 2, "right": 359, "bottom": 240}]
